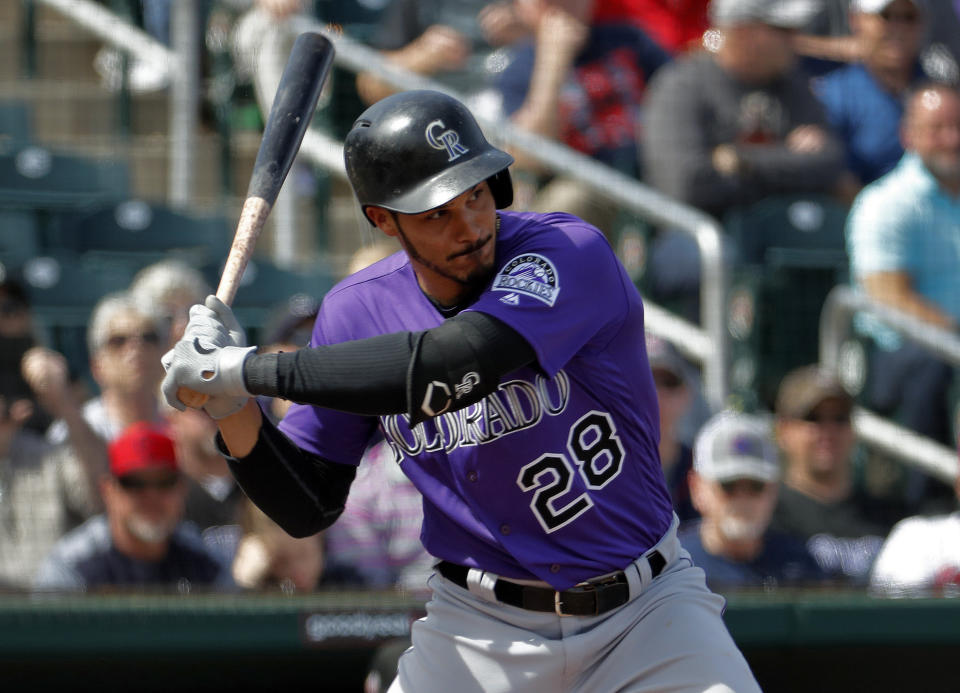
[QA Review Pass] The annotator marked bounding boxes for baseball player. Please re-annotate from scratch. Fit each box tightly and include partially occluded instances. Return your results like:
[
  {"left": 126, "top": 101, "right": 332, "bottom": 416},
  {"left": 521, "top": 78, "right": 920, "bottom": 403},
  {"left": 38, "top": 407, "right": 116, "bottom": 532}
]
[{"left": 162, "top": 90, "right": 761, "bottom": 692}]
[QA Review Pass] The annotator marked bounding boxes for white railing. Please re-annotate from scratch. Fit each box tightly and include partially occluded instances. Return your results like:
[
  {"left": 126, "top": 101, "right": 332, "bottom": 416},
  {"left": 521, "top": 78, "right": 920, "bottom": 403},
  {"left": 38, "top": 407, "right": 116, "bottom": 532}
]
[
  {"left": 820, "top": 286, "right": 959, "bottom": 483},
  {"left": 35, "top": 0, "right": 198, "bottom": 207}
]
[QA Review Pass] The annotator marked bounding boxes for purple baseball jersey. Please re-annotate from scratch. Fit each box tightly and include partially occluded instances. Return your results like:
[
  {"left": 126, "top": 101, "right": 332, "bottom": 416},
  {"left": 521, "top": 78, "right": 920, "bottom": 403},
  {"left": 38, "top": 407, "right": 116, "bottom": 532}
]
[{"left": 280, "top": 211, "right": 673, "bottom": 589}]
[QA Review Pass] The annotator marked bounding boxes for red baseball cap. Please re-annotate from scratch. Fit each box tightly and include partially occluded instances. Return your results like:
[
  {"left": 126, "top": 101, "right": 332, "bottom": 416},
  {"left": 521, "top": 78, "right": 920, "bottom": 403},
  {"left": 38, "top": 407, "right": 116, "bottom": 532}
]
[{"left": 109, "top": 422, "right": 179, "bottom": 478}]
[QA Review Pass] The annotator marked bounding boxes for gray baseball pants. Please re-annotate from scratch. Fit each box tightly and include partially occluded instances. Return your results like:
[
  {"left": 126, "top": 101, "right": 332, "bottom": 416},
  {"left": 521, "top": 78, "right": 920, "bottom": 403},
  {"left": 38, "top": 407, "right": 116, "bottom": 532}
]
[{"left": 388, "top": 519, "right": 762, "bottom": 692}]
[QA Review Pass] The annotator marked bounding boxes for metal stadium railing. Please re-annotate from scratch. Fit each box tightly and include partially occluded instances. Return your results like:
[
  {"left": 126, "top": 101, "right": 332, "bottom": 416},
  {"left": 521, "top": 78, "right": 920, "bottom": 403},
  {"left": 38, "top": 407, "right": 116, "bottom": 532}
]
[{"left": 820, "top": 286, "right": 959, "bottom": 484}]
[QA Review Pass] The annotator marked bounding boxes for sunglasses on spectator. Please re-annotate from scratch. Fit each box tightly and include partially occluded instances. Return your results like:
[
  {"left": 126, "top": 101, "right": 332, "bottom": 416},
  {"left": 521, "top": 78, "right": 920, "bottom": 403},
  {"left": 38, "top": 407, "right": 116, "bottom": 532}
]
[
  {"left": 879, "top": 8, "right": 921, "bottom": 24},
  {"left": 104, "top": 331, "right": 160, "bottom": 351},
  {"left": 719, "top": 479, "right": 769, "bottom": 496},
  {"left": 652, "top": 371, "right": 684, "bottom": 390},
  {"left": 116, "top": 473, "right": 180, "bottom": 492}
]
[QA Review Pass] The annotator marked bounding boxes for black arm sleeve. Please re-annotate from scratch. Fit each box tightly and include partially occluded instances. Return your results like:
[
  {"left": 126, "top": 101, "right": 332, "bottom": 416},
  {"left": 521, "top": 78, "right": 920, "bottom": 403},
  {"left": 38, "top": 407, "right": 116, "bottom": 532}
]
[
  {"left": 243, "top": 311, "right": 536, "bottom": 419},
  {"left": 216, "top": 412, "right": 356, "bottom": 538}
]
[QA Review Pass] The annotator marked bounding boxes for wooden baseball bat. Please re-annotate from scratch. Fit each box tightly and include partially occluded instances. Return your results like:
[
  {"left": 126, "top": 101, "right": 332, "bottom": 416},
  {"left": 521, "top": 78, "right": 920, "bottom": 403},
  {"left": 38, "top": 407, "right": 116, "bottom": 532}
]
[{"left": 178, "top": 31, "right": 335, "bottom": 409}]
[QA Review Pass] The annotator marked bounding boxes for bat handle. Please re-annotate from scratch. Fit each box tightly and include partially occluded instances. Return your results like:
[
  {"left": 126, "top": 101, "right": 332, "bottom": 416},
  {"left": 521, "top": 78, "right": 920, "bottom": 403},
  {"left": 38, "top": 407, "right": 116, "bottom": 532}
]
[
  {"left": 217, "top": 196, "right": 273, "bottom": 305},
  {"left": 172, "top": 197, "right": 273, "bottom": 413}
]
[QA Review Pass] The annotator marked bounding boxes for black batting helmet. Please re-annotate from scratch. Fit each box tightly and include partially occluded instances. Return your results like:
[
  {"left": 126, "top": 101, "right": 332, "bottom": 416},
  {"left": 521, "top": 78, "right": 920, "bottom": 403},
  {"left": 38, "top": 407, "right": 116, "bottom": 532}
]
[{"left": 344, "top": 90, "right": 514, "bottom": 223}]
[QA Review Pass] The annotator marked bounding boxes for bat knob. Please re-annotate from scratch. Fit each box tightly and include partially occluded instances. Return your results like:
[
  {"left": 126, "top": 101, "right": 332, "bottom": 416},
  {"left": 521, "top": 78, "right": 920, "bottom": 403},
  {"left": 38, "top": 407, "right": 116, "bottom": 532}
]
[{"left": 177, "top": 386, "right": 210, "bottom": 410}]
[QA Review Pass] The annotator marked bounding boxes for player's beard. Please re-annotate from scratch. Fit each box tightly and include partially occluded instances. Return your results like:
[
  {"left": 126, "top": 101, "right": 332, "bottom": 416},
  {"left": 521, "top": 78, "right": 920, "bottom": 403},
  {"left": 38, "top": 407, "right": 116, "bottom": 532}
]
[
  {"left": 393, "top": 218, "right": 496, "bottom": 292},
  {"left": 126, "top": 513, "right": 176, "bottom": 544}
]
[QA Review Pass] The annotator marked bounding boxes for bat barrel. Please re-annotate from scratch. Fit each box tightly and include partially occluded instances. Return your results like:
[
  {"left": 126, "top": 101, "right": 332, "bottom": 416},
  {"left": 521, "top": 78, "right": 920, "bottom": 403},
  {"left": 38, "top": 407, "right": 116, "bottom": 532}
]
[
  {"left": 172, "top": 32, "right": 336, "bottom": 414},
  {"left": 246, "top": 32, "right": 336, "bottom": 207}
]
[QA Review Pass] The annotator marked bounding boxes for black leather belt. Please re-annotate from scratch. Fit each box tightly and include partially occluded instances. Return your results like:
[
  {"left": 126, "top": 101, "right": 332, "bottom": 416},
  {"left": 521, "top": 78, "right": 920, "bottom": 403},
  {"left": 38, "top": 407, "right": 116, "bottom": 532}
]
[{"left": 436, "top": 551, "right": 666, "bottom": 617}]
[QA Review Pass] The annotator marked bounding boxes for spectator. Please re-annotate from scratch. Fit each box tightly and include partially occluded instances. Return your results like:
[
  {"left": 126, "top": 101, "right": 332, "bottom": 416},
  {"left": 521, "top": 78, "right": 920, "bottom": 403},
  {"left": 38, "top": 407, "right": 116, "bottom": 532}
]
[
  {"left": 845, "top": 83, "right": 960, "bottom": 453},
  {"left": 771, "top": 365, "right": 893, "bottom": 583},
  {"left": 232, "top": 497, "right": 324, "bottom": 592},
  {"left": 354, "top": 0, "right": 503, "bottom": 107},
  {"left": 165, "top": 404, "right": 245, "bottom": 566},
  {"left": 592, "top": 0, "right": 710, "bottom": 55},
  {"left": 643, "top": 0, "right": 844, "bottom": 221},
  {"left": 813, "top": 0, "right": 934, "bottom": 202},
  {"left": 0, "top": 278, "right": 49, "bottom": 434},
  {"left": 642, "top": 0, "right": 845, "bottom": 318},
  {"left": 322, "top": 437, "right": 433, "bottom": 592},
  {"left": 129, "top": 259, "right": 212, "bottom": 351},
  {"left": 794, "top": 0, "right": 960, "bottom": 81},
  {"left": 869, "top": 468, "right": 960, "bottom": 595},
  {"left": 681, "top": 410, "right": 824, "bottom": 590},
  {"left": 34, "top": 422, "right": 232, "bottom": 592},
  {"left": 645, "top": 333, "right": 698, "bottom": 522},
  {"left": 495, "top": 0, "right": 670, "bottom": 232},
  {"left": 0, "top": 364, "right": 100, "bottom": 590},
  {"left": 46, "top": 292, "right": 167, "bottom": 447}
]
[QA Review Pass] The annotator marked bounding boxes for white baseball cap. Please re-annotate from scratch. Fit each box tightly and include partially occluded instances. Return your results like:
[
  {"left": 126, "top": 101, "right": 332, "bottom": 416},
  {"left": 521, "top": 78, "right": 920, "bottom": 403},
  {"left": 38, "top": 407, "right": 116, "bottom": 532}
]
[
  {"left": 709, "top": 0, "right": 821, "bottom": 29},
  {"left": 693, "top": 411, "right": 780, "bottom": 483},
  {"left": 851, "top": 0, "right": 924, "bottom": 13}
]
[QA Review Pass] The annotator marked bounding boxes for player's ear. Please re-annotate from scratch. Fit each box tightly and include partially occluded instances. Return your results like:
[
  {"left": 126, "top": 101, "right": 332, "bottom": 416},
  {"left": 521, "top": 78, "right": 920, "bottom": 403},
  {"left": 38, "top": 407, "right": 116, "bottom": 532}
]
[{"left": 365, "top": 206, "right": 397, "bottom": 237}]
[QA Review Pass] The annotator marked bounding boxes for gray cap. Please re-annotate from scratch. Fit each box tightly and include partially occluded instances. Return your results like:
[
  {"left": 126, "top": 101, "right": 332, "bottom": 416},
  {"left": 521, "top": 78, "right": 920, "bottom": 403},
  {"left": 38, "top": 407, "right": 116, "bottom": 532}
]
[
  {"left": 645, "top": 333, "right": 686, "bottom": 379},
  {"left": 694, "top": 411, "right": 780, "bottom": 483},
  {"left": 851, "top": 0, "right": 924, "bottom": 14},
  {"left": 709, "top": 0, "right": 821, "bottom": 28}
]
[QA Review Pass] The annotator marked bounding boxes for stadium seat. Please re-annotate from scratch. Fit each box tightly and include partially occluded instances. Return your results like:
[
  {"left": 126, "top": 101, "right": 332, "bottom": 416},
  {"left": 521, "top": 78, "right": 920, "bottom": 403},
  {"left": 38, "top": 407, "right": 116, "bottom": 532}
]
[
  {"left": 19, "top": 251, "right": 138, "bottom": 378},
  {"left": 0, "top": 144, "right": 130, "bottom": 210},
  {"left": 49, "top": 199, "right": 233, "bottom": 273},
  {"left": 0, "top": 100, "right": 33, "bottom": 149},
  {"left": 0, "top": 210, "right": 41, "bottom": 275},
  {"left": 723, "top": 194, "right": 850, "bottom": 411}
]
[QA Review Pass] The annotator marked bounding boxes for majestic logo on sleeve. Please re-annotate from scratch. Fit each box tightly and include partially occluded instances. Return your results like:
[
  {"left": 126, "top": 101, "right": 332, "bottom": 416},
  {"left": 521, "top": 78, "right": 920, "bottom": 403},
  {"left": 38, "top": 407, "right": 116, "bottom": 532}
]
[
  {"left": 491, "top": 253, "right": 559, "bottom": 307},
  {"left": 425, "top": 119, "right": 469, "bottom": 161}
]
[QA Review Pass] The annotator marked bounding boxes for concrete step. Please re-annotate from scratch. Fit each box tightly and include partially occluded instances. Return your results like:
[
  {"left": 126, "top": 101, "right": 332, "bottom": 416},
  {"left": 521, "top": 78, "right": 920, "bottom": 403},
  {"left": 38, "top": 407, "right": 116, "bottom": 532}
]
[
  {"left": 34, "top": 131, "right": 259, "bottom": 206},
  {"left": 0, "top": 79, "right": 169, "bottom": 141}
]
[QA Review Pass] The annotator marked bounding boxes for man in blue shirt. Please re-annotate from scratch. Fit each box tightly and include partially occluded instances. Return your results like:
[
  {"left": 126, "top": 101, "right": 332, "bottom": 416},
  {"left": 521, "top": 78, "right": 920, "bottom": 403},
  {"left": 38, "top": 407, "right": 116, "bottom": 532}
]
[
  {"left": 680, "top": 411, "right": 824, "bottom": 591},
  {"left": 846, "top": 82, "right": 960, "bottom": 460},
  {"left": 814, "top": 0, "right": 931, "bottom": 201}
]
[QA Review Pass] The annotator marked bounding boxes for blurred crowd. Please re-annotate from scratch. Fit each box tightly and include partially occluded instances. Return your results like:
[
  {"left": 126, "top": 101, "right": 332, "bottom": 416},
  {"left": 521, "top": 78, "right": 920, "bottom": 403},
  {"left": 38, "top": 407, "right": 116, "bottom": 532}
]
[{"left": 3, "top": 0, "right": 960, "bottom": 616}]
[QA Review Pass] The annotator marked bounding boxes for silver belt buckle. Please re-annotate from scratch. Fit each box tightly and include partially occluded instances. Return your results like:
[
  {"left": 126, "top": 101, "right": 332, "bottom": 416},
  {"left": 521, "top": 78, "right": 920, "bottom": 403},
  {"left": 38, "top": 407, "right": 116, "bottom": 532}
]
[{"left": 554, "top": 591, "right": 568, "bottom": 617}]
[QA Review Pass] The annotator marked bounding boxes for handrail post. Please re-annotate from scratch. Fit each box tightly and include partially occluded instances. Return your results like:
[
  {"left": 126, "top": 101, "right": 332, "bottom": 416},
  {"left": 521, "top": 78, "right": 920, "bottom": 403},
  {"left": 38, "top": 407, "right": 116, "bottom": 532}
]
[
  {"left": 696, "top": 219, "right": 729, "bottom": 412},
  {"left": 168, "top": 0, "right": 198, "bottom": 207}
]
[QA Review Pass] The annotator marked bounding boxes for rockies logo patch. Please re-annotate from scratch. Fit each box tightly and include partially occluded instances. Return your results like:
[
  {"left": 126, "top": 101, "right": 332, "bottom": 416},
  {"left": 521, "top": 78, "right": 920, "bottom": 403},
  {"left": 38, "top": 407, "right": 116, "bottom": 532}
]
[{"left": 491, "top": 253, "right": 559, "bottom": 307}]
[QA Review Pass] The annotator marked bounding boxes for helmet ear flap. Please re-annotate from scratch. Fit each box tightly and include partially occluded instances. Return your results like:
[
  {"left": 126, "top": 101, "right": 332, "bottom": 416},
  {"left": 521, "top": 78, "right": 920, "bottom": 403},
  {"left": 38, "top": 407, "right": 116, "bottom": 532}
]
[{"left": 487, "top": 170, "right": 513, "bottom": 210}]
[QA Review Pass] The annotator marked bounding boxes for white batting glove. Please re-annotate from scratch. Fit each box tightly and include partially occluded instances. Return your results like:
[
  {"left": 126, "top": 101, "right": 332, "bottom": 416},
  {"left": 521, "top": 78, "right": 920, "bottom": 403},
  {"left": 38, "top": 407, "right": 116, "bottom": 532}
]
[
  {"left": 161, "top": 295, "right": 256, "bottom": 414},
  {"left": 192, "top": 295, "right": 252, "bottom": 418},
  {"left": 203, "top": 294, "right": 247, "bottom": 347},
  {"left": 161, "top": 342, "right": 257, "bottom": 412}
]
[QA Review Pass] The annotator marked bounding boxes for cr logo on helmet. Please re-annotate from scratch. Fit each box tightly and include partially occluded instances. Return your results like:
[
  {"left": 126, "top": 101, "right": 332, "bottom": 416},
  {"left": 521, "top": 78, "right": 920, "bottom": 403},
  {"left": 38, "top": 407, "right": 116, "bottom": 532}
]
[{"left": 426, "top": 119, "right": 469, "bottom": 161}]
